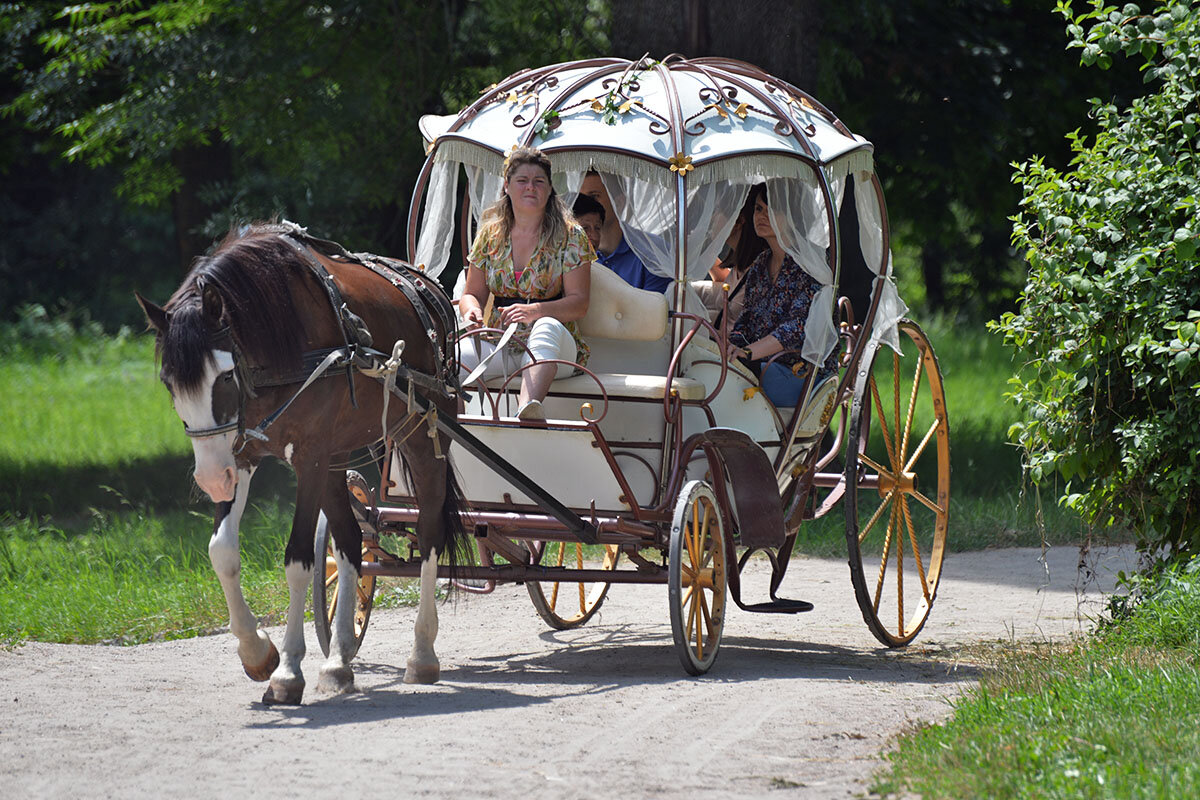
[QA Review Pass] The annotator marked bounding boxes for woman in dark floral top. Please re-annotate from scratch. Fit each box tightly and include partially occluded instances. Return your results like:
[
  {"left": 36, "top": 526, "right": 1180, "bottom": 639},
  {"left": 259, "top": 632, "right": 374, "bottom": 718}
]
[{"left": 728, "top": 183, "right": 839, "bottom": 408}]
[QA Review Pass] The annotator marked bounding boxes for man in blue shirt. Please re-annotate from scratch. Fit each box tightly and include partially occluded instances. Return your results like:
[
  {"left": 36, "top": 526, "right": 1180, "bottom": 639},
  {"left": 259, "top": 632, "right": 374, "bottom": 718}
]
[{"left": 579, "top": 171, "right": 672, "bottom": 294}]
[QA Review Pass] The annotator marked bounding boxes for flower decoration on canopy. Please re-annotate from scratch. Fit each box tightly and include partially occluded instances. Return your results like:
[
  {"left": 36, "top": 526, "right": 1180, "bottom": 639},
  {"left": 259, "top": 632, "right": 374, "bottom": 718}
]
[{"left": 668, "top": 152, "right": 694, "bottom": 175}]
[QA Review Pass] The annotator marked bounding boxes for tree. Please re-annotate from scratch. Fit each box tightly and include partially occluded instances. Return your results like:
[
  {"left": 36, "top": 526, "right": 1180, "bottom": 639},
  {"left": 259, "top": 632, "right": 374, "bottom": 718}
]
[
  {"left": 3, "top": 0, "right": 609, "bottom": 273},
  {"left": 996, "top": 0, "right": 1200, "bottom": 557}
]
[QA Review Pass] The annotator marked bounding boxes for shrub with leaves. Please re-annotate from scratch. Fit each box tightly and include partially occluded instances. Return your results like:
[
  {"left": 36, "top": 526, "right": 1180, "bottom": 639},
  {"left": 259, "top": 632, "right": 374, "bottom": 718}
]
[{"left": 995, "top": 0, "right": 1200, "bottom": 557}]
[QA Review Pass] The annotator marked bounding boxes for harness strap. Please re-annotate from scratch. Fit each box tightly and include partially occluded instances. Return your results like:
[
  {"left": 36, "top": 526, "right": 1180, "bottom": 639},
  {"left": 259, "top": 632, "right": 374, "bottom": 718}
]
[{"left": 234, "top": 348, "right": 350, "bottom": 453}]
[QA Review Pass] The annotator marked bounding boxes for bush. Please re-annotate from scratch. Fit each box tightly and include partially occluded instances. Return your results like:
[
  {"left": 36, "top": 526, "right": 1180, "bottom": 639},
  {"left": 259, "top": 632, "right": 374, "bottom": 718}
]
[{"left": 995, "top": 0, "right": 1200, "bottom": 558}]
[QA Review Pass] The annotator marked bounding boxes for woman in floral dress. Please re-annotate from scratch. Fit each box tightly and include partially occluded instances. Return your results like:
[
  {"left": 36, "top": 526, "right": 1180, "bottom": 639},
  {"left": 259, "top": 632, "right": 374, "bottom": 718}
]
[
  {"left": 727, "top": 183, "right": 839, "bottom": 408},
  {"left": 458, "top": 146, "right": 595, "bottom": 420}
]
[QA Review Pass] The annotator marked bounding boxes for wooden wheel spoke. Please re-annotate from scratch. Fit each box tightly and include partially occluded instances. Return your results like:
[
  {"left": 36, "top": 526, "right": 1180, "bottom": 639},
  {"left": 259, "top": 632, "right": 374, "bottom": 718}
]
[
  {"left": 858, "top": 488, "right": 896, "bottom": 544},
  {"left": 697, "top": 592, "right": 711, "bottom": 657},
  {"left": 687, "top": 589, "right": 699, "bottom": 643},
  {"left": 900, "top": 494, "right": 931, "bottom": 600},
  {"left": 910, "top": 488, "right": 945, "bottom": 516},
  {"left": 896, "top": 497, "right": 905, "bottom": 633},
  {"left": 324, "top": 571, "right": 338, "bottom": 589},
  {"left": 549, "top": 581, "right": 561, "bottom": 610},
  {"left": 859, "top": 452, "right": 893, "bottom": 480},
  {"left": 872, "top": 502, "right": 898, "bottom": 612},
  {"left": 554, "top": 543, "right": 566, "bottom": 568},
  {"left": 681, "top": 584, "right": 695, "bottom": 608},
  {"left": 869, "top": 377, "right": 899, "bottom": 468},
  {"left": 903, "top": 419, "right": 942, "bottom": 474},
  {"left": 893, "top": 351, "right": 901, "bottom": 464},
  {"left": 899, "top": 356, "right": 925, "bottom": 464}
]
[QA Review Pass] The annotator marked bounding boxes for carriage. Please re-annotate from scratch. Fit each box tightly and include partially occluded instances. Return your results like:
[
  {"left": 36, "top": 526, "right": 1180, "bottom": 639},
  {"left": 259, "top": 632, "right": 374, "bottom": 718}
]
[{"left": 310, "top": 55, "right": 950, "bottom": 675}]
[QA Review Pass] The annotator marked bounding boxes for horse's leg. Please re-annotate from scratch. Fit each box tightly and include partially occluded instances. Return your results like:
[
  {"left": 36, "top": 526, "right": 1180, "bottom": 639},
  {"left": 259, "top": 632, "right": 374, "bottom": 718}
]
[
  {"left": 404, "top": 443, "right": 451, "bottom": 685},
  {"left": 316, "top": 468, "right": 362, "bottom": 695},
  {"left": 262, "top": 460, "right": 327, "bottom": 705},
  {"left": 209, "top": 467, "right": 280, "bottom": 681},
  {"left": 405, "top": 543, "right": 441, "bottom": 684}
]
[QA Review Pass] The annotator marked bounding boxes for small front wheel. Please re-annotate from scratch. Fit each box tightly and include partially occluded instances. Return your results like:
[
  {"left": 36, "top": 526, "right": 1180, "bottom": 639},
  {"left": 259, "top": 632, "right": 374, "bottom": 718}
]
[{"left": 668, "top": 480, "right": 728, "bottom": 675}]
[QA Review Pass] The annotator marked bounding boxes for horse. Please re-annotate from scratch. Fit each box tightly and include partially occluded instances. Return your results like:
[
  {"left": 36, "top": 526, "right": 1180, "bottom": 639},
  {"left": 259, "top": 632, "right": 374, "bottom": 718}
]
[{"left": 136, "top": 221, "right": 469, "bottom": 704}]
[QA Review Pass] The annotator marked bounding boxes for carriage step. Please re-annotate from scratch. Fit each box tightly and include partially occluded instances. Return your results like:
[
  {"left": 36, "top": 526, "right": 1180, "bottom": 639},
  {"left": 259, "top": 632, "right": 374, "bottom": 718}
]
[{"left": 738, "top": 598, "right": 815, "bottom": 614}]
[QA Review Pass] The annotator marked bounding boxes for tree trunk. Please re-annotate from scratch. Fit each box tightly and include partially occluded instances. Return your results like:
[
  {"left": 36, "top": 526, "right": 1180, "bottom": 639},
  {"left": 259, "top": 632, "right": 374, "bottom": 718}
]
[
  {"left": 610, "top": 0, "right": 821, "bottom": 88},
  {"left": 171, "top": 141, "right": 232, "bottom": 272}
]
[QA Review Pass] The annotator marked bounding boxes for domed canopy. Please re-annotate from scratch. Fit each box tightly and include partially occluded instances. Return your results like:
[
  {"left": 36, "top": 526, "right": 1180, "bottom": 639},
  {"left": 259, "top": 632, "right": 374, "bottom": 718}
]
[{"left": 418, "top": 56, "right": 874, "bottom": 188}]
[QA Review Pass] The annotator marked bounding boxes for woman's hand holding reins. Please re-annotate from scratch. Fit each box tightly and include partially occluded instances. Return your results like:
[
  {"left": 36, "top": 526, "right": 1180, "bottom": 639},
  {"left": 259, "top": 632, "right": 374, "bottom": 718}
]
[{"left": 498, "top": 302, "right": 542, "bottom": 326}]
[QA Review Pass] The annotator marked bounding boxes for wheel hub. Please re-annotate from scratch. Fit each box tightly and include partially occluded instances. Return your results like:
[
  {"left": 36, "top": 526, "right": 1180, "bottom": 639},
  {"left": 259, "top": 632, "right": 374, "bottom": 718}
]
[{"left": 878, "top": 469, "right": 917, "bottom": 497}]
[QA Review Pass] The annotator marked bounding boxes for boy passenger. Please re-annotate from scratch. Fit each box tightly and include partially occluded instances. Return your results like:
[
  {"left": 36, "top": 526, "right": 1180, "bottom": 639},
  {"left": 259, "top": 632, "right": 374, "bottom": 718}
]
[
  {"left": 579, "top": 169, "right": 672, "bottom": 294},
  {"left": 572, "top": 194, "right": 605, "bottom": 254}
]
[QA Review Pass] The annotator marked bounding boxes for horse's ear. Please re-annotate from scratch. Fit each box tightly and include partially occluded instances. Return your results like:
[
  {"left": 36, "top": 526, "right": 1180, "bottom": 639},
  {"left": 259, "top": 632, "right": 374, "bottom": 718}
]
[
  {"left": 201, "top": 282, "right": 224, "bottom": 323},
  {"left": 135, "top": 292, "right": 169, "bottom": 334}
]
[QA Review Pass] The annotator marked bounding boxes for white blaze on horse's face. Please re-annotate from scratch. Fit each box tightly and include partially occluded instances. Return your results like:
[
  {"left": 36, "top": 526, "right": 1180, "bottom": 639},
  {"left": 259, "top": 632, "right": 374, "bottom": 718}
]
[{"left": 173, "top": 349, "right": 240, "bottom": 503}]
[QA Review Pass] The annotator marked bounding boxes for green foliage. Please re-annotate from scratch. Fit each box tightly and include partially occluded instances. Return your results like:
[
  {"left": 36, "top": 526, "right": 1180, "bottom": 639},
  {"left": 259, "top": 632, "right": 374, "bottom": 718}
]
[
  {"left": 995, "top": 0, "right": 1200, "bottom": 558},
  {"left": 3, "top": 0, "right": 609, "bottom": 250},
  {"left": 879, "top": 556, "right": 1200, "bottom": 799},
  {"left": 1100, "top": 554, "right": 1200, "bottom": 649}
]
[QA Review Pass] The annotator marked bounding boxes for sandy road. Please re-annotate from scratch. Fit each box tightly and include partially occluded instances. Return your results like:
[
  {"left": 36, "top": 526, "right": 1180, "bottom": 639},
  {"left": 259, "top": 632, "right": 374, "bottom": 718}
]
[{"left": 0, "top": 545, "right": 1133, "bottom": 799}]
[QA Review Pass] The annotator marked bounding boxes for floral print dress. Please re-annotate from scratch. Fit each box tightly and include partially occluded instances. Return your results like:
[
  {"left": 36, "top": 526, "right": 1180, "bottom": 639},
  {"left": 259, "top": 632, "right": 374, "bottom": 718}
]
[
  {"left": 468, "top": 222, "right": 596, "bottom": 366},
  {"left": 730, "top": 249, "right": 839, "bottom": 379}
]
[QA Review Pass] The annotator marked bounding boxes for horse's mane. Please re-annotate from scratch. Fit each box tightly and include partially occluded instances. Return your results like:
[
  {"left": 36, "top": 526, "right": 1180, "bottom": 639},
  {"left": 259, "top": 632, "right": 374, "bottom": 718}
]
[{"left": 161, "top": 224, "right": 307, "bottom": 394}]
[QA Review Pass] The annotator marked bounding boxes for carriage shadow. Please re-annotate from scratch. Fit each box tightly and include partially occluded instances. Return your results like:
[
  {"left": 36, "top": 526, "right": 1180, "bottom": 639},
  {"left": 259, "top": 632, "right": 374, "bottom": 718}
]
[{"left": 244, "top": 624, "right": 979, "bottom": 729}]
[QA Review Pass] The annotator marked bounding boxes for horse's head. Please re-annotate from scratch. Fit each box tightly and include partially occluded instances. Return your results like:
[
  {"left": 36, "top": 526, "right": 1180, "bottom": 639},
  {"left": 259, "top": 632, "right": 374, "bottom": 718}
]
[{"left": 138, "top": 285, "right": 243, "bottom": 503}]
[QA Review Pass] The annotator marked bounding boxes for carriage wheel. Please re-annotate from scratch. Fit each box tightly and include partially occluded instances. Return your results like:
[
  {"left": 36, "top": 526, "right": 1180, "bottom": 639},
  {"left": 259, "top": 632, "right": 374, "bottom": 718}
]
[
  {"left": 526, "top": 543, "right": 619, "bottom": 630},
  {"left": 668, "top": 480, "right": 728, "bottom": 675},
  {"left": 313, "top": 472, "right": 378, "bottom": 658},
  {"left": 845, "top": 320, "right": 949, "bottom": 647}
]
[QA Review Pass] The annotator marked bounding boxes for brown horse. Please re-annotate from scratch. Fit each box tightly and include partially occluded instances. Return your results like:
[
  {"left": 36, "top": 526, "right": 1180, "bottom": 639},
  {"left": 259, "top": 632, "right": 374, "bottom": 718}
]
[{"left": 137, "top": 222, "right": 468, "bottom": 704}]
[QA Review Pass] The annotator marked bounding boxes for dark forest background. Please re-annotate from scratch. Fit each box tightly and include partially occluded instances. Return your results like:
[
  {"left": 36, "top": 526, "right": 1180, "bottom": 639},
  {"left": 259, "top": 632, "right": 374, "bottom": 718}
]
[{"left": 1, "top": 0, "right": 1143, "bottom": 328}]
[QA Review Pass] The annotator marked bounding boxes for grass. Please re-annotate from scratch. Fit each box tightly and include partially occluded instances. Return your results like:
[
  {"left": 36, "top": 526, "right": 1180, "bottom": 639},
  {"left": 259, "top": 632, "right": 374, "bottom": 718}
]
[
  {"left": 876, "top": 557, "right": 1200, "bottom": 798},
  {"left": 0, "top": 311, "right": 1117, "bottom": 644}
]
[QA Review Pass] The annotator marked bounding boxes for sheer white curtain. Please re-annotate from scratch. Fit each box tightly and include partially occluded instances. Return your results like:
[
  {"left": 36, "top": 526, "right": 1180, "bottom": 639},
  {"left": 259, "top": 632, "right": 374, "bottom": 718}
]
[
  {"left": 414, "top": 159, "right": 458, "bottom": 280},
  {"left": 854, "top": 170, "right": 908, "bottom": 354},
  {"left": 598, "top": 172, "right": 751, "bottom": 283},
  {"left": 764, "top": 172, "right": 847, "bottom": 365},
  {"left": 598, "top": 172, "right": 676, "bottom": 281}
]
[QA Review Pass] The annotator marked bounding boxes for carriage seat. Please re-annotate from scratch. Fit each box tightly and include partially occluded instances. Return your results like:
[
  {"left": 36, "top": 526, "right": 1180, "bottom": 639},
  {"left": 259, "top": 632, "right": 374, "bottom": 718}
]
[
  {"left": 475, "top": 263, "right": 705, "bottom": 401},
  {"left": 577, "top": 262, "right": 668, "bottom": 341}
]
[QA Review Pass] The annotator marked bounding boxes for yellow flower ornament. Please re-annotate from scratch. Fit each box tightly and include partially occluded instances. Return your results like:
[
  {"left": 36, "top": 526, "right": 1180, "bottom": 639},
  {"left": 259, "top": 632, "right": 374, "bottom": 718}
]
[{"left": 668, "top": 153, "right": 694, "bottom": 175}]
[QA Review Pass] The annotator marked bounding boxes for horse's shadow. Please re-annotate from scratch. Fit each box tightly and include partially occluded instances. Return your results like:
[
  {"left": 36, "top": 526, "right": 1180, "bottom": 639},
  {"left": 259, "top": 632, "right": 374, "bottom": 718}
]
[{"left": 245, "top": 623, "right": 980, "bottom": 729}]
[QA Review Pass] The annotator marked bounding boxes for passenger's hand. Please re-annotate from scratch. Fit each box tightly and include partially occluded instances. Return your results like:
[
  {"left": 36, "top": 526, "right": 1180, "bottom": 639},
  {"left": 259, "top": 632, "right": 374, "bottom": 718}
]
[
  {"left": 499, "top": 303, "right": 540, "bottom": 326},
  {"left": 462, "top": 305, "right": 484, "bottom": 331}
]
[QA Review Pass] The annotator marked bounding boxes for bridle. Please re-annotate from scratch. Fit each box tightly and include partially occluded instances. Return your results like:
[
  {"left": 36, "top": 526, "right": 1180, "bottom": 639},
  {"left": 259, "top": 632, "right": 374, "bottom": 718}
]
[{"left": 175, "top": 228, "right": 459, "bottom": 455}]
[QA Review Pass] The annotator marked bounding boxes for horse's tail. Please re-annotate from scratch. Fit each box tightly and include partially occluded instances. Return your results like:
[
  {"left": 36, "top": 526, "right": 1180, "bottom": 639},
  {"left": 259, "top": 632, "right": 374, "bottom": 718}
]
[{"left": 438, "top": 461, "right": 473, "bottom": 582}]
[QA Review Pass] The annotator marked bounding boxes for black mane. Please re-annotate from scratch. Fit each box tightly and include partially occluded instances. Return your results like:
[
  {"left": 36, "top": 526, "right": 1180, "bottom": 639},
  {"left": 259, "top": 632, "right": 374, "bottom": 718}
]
[{"left": 160, "top": 224, "right": 307, "bottom": 394}]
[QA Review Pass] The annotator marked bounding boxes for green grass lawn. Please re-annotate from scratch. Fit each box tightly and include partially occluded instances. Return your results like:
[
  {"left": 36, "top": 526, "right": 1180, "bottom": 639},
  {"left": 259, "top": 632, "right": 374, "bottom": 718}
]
[
  {"left": 0, "top": 315, "right": 1114, "bottom": 645},
  {"left": 877, "top": 558, "right": 1200, "bottom": 799}
]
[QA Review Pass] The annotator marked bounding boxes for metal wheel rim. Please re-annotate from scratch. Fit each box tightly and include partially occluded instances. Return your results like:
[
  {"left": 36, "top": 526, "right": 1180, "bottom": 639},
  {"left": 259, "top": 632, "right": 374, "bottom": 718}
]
[{"left": 844, "top": 320, "right": 949, "bottom": 647}]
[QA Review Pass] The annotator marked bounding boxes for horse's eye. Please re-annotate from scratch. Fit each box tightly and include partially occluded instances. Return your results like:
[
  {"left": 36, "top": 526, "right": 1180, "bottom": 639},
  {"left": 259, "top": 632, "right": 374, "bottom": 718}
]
[{"left": 221, "top": 371, "right": 236, "bottom": 384}]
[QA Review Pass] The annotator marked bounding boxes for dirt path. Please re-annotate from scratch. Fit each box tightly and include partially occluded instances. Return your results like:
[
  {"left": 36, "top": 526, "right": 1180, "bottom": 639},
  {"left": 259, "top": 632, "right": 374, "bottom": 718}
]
[{"left": 1, "top": 545, "right": 1133, "bottom": 799}]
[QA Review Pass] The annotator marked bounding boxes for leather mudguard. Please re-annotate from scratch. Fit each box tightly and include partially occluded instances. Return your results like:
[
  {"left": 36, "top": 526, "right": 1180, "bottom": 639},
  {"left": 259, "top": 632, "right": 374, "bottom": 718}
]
[{"left": 692, "top": 428, "right": 785, "bottom": 549}]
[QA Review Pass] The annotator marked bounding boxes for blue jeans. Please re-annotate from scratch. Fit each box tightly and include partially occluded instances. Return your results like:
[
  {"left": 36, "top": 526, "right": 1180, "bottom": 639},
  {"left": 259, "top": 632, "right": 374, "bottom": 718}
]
[{"left": 761, "top": 361, "right": 807, "bottom": 408}]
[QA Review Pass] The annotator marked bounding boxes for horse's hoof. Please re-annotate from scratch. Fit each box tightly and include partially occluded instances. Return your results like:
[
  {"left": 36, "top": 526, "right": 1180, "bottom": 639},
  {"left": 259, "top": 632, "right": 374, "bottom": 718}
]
[
  {"left": 261, "top": 677, "right": 305, "bottom": 705},
  {"left": 242, "top": 640, "right": 280, "bottom": 682},
  {"left": 316, "top": 664, "right": 357, "bottom": 696},
  {"left": 403, "top": 659, "right": 440, "bottom": 685}
]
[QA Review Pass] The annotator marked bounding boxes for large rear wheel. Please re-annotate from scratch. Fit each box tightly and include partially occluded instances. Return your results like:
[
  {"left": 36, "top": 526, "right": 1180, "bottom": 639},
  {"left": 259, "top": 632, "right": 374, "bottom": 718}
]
[{"left": 845, "top": 320, "right": 949, "bottom": 647}]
